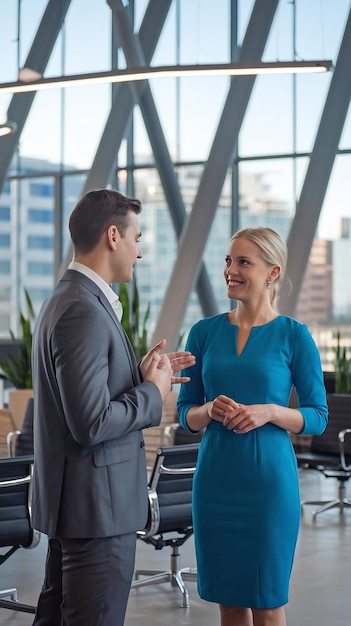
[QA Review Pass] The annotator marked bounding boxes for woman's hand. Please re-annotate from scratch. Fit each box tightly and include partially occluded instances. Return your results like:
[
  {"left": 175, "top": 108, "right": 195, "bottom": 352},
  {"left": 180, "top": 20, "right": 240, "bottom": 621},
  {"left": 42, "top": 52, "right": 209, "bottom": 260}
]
[
  {"left": 208, "top": 395, "right": 241, "bottom": 423},
  {"left": 208, "top": 396, "right": 270, "bottom": 433},
  {"left": 221, "top": 403, "right": 271, "bottom": 433},
  {"left": 218, "top": 402, "right": 305, "bottom": 435}
]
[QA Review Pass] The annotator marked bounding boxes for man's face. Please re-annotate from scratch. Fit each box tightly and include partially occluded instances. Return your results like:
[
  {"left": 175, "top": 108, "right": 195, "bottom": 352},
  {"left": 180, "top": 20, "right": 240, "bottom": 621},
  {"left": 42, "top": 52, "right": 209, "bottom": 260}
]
[{"left": 112, "top": 211, "right": 142, "bottom": 284}]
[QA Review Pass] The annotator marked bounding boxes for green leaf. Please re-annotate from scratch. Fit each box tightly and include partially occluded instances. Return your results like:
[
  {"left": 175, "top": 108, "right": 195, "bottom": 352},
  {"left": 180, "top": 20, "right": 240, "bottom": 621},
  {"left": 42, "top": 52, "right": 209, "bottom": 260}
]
[
  {"left": 0, "top": 289, "right": 34, "bottom": 389},
  {"left": 333, "top": 331, "right": 351, "bottom": 394},
  {"left": 119, "top": 281, "right": 150, "bottom": 360}
]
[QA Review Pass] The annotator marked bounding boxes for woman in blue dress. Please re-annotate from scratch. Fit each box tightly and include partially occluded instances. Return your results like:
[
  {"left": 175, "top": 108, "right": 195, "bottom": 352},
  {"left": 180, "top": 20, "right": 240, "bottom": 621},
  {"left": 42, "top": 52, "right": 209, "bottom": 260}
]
[{"left": 177, "top": 227, "right": 328, "bottom": 626}]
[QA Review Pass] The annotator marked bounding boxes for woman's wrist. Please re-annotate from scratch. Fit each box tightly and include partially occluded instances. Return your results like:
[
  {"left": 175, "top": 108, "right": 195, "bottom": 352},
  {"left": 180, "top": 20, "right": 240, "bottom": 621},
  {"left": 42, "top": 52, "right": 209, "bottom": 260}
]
[
  {"left": 186, "top": 403, "right": 213, "bottom": 431},
  {"left": 206, "top": 401, "right": 214, "bottom": 420}
]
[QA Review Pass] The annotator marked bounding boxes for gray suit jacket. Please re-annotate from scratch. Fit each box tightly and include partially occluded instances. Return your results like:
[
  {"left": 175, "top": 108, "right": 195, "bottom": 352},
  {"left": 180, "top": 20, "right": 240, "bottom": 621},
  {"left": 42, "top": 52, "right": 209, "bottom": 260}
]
[{"left": 31, "top": 270, "right": 163, "bottom": 538}]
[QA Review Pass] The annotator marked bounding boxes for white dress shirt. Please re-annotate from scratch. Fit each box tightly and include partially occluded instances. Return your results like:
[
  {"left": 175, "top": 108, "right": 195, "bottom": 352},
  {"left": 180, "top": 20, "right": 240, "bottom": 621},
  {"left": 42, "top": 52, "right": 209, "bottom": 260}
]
[{"left": 68, "top": 261, "right": 123, "bottom": 321}]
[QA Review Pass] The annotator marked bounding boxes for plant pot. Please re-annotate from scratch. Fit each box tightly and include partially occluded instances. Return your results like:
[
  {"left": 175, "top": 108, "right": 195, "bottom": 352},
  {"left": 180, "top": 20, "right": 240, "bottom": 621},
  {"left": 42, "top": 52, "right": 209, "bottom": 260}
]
[{"left": 8, "top": 389, "right": 34, "bottom": 430}]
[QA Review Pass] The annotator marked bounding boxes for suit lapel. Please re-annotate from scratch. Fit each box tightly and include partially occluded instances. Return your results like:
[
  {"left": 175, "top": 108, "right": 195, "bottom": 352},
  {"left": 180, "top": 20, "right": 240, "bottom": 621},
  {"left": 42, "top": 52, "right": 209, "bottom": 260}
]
[
  {"left": 98, "top": 293, "right": 140, "bottom": 387},
  {"left": 62, "top": 270, "right": 140, "bottom": 385}
]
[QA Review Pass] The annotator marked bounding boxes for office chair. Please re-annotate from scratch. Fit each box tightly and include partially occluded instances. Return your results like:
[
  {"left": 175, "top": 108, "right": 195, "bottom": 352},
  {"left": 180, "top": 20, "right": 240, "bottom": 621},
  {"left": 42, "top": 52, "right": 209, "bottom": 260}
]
[
  {"left": 0, "top": 455, "right": 39, "bottom": 614},
  {"left": 295, "top": 402, "right": 351, "bottom": 520},
  {"left": 163, "top": 421, "right": 205, "bottom": 445},
  {"left": 132, "top": 443, "right": 199, "bottom": 608}
]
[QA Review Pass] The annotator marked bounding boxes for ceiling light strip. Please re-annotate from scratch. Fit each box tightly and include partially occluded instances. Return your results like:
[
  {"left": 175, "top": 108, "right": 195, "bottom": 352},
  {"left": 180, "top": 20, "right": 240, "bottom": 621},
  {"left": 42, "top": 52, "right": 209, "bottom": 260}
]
[{"left": 0, "top": 61, "right": 333, "bottom": 94}]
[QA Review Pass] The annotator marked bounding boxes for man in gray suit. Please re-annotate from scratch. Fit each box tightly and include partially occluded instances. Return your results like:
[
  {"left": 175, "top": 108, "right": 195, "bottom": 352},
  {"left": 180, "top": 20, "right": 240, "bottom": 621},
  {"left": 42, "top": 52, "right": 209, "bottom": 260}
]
[{"left": 31, "top": 189, "right": 195, "bottom": 626}]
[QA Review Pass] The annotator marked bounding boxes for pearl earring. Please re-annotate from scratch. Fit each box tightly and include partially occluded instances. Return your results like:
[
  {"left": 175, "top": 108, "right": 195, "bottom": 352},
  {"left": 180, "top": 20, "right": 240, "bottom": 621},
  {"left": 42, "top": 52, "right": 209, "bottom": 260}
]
[{"left": 267, "top": 281, "right": 271, "bottom": 289}]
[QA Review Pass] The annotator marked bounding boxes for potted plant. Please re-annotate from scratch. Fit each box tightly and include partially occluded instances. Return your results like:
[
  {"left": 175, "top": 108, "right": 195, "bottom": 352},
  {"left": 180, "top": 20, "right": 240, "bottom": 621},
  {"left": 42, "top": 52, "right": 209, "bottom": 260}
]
[
  {"left": 325, "top": 331, "right": 351, "bottom": 443},
  {"left": 333, "top": 330, "right": 351, "bottom": 393},
  {"left": 118, "top": 281, "right": 180, "bottom": 466},
  {"left": 0, "top": 289, "right": 35, "bottom": 429},
  {"left": 119, "top": 281, "right": 150, "bottom": 361}
]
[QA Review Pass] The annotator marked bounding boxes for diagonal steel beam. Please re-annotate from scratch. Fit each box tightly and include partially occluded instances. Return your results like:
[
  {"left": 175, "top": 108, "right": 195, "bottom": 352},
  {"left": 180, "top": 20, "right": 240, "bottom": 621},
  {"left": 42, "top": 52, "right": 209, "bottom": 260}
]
[
  {"left": 59, "top": 0, "right": 173, "bottom": 276},
  {"left": 282, "top": 9, "right": 351, "bottom": 316},
  {"left": 82, "top": 0, "right": 173, "bottom": 193},
  {"left": 151, "top": 0, "right": 279, "bottom": 348},
  {"left": 108, "top": 0, "right": 217, "bottom": 318},
  {"left": 0, "top": 0, "right": 72, "bottom": 192}
]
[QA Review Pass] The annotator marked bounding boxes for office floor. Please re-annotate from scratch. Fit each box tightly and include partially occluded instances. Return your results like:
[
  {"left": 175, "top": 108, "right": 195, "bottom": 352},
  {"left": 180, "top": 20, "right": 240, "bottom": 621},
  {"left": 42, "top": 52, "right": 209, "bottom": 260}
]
[{"left": 1, "top": 470, "right": 350, "bottom": 626}]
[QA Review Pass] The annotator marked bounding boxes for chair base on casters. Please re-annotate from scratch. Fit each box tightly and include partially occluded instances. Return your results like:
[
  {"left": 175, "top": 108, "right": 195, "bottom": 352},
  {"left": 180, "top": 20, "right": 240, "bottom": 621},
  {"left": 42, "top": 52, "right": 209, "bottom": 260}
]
[
  {"left": 0, "top": 588, "right": 36, "bottom": 614},
  {"left": 302, "top": 480, "right": 351, "bottom": 520},
  {"left": 132, "top": 543, "right": 197, "bottom": 608}
]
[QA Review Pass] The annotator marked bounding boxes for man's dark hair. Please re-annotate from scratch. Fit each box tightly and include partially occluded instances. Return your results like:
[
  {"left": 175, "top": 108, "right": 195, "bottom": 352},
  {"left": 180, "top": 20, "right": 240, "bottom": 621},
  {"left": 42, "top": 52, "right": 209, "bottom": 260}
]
[{"left": 69, "top": 189, "right": 142, "bottom": 255}]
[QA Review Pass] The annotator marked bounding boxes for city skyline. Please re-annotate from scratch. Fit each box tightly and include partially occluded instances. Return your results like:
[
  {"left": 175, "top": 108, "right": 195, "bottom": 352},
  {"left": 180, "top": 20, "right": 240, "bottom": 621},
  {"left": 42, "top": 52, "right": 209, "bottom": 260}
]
[
  {"left": 1, "top": 153, "right": 351, "bottom": 375},
  {"left": 1, "top": 0, "right": 351, "bottom": 370}
]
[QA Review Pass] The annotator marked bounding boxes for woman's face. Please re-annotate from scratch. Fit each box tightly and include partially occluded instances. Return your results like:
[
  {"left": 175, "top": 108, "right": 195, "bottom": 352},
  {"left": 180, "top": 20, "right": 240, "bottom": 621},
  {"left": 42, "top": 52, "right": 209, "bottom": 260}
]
[{"left": 223, "top": 236, "right": 276, "bottom": 303}]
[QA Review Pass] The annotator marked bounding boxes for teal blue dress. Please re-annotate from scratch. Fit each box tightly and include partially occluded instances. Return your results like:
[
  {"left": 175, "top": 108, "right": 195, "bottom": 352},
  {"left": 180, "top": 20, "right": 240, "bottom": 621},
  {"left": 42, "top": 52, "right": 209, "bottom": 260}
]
[{"left": 177, "top": 314, "right": 328, "bottom": 609}]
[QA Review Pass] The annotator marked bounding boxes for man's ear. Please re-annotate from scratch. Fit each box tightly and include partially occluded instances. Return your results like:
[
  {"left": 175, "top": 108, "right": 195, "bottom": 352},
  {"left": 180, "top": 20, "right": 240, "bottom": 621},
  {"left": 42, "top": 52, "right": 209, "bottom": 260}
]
[{"left": 106, "top": 224, "right": 120, "bottom": 250}]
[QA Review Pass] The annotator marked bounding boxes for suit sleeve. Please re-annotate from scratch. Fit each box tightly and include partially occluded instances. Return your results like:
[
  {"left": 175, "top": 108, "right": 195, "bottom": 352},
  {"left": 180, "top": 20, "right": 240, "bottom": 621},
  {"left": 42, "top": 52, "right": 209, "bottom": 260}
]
[{"left": 52, "top": 300, "right": 162, "bottom": 446}]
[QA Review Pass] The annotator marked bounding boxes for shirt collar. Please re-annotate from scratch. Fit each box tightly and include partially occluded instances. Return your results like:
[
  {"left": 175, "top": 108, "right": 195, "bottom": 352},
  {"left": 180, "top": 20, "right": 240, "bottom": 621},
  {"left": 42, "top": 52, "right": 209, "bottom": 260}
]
[{"left": 68, "top": 261, "right": 122, "bottom": 321}]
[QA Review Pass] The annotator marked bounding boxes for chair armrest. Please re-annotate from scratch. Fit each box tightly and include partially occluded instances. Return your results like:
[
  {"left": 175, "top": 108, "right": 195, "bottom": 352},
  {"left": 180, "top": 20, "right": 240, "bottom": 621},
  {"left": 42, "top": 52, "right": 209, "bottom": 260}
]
[
  {"left": 338, "top": 429, "right": 351, "bottom": 471},
  {"left": 137, "top": 488, "right": 160, "bottom": 539},
  {"left": 163, "top": 423, "right": 180, "bottom": 442},
  {"left": 159, "top": 463, "right": 197, "bottom": 475},
  {"left": 0, "top": 470, "right": 31, "bottom": 488},
  {"left": 140, "top": 462, "right": 196, "bottom": 537},
  {"left": 6, "top": 430, "right": 21, "bottom": 458}
]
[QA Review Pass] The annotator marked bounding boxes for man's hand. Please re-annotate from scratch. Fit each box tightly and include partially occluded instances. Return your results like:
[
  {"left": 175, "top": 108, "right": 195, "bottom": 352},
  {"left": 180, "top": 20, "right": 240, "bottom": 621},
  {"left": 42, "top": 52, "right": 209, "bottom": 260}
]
[
  {"left": 141, "top": 349, "right": 172, "bottom": 401},
  {"left": 140, "top": 339, "right": 196, "bottom": 384}
]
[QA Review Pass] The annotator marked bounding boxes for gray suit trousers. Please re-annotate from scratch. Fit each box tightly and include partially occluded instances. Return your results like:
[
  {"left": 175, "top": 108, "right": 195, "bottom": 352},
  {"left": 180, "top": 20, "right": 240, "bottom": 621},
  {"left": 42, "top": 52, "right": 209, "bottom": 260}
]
[{"left": 32, "top": 534, "right": 137, "bottom": 626}]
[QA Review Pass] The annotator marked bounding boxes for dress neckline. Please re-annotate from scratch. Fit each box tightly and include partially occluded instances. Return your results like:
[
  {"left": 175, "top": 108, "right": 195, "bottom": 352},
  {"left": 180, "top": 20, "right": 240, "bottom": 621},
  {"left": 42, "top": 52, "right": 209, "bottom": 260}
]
[
  {"left": 226, "top": 313, "right": 281, "bottom": 329},
  {"left": 225, "top": 314, "right": 281, "bottom": 356}
]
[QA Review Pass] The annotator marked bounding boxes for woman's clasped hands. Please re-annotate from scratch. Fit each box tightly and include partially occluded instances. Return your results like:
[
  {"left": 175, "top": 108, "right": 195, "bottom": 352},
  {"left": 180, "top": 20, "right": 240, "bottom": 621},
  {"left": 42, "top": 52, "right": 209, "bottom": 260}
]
[{"left": 208, "top": 394, "right": 270, "bottom": 434}]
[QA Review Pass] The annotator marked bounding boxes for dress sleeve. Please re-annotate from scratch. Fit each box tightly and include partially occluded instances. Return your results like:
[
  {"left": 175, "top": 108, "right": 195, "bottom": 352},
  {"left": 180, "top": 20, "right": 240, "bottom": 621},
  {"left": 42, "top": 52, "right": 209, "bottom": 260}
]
[
  {"left": 291, "top": 324, "right": 328, "bottom": 435},
  {"left": 177, "top": 323, "right": 206, "bottom": 432}
]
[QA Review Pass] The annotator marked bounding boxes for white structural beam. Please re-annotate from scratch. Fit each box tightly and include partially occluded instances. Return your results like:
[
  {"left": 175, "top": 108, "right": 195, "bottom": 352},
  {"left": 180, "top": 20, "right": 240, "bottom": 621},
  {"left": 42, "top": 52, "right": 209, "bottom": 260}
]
[
  {"left": 151, "top": 0, "right": 279, "bottom": 349},
  {"left": 283, "top": 8, "right": 351, "bottom": 316},
  {"left": 108, "top": 0, "right": 218, "bottom": 317},
  {"left": 0, "top": 0, "right": 72, "bottom": 192},
  {"left": 59, "top": 0, "right": 172, "bottom": 276}
]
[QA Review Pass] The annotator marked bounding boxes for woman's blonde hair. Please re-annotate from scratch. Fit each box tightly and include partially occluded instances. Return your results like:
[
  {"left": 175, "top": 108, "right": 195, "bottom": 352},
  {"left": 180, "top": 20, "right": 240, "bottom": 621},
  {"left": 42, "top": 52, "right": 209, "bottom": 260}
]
[{"left": 231, "top": 226, "right": 289, "bottom": 306}]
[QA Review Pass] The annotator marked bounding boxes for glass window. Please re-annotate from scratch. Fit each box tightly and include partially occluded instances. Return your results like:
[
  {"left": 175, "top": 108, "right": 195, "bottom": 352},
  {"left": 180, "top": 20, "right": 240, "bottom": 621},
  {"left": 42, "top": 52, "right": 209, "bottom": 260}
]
[
  {"left": 0, "top": 0, "right": 351, "bottom": 365},
  {"left": 27, "top": 262, "right": 53, "bottom": 275},
  {"left": 0, "top": 207, "right": 10, "bottom": 220},
  {"left": 28, "top": 209, "right": 53, "bottom": 223},
  {"left": 29, "top": 183, "right": 54, "bottom": 197},
  {"left": 1, "top": 181, "right": 10, "bottom": 194},
  {"left": 0, "top": 286, "right": 11, "bottom": 301},
  {"left": 27, "top": 236, "right": 53, "bottom": 250},
  {"left": 0, "top": 260, "right": 10, "bottom": 273},
  {"left": 0, "top": 314, "right": 10, "bottom": 331},
  {"left": 0, "top": 234, "right": 10, "bottom": 248},
  {"left": 28, "top": 288, "right": 52, "bottom": 301},
  {"left": 319, "top": 155, "right": 351, "bottom": 240}
]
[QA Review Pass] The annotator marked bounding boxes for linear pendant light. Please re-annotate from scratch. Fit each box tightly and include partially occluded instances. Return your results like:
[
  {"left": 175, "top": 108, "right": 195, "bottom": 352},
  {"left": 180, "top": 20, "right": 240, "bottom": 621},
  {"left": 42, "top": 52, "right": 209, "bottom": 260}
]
[
  {"left": 0, "top": 61, "right": 333, "bottom": 94},
  {"left": 0, "top": 121, "right": 17, "bottom": 136}
]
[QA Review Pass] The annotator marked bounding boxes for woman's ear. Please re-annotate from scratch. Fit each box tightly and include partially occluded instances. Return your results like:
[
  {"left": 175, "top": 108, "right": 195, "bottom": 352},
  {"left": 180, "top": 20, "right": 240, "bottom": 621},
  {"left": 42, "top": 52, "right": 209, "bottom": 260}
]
[{"left": 268, "top": 265, "right": 281, "bottom": 283}]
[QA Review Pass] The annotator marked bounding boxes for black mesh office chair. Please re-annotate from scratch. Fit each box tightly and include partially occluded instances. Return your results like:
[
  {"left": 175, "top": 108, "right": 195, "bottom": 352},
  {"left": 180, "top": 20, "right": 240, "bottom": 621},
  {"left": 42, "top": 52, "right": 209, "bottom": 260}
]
[
  {"left": 295, "top": 404, "right": 351, "bottom": 520},
  {"left": 163, "top": 421, "right": 205, "bottom": 445},
  {"left": 0, "top": 455, "right": 39, "bottom": 614},
  {"left": 131, "top": 443, "right": 199, "bottom": 608}
]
